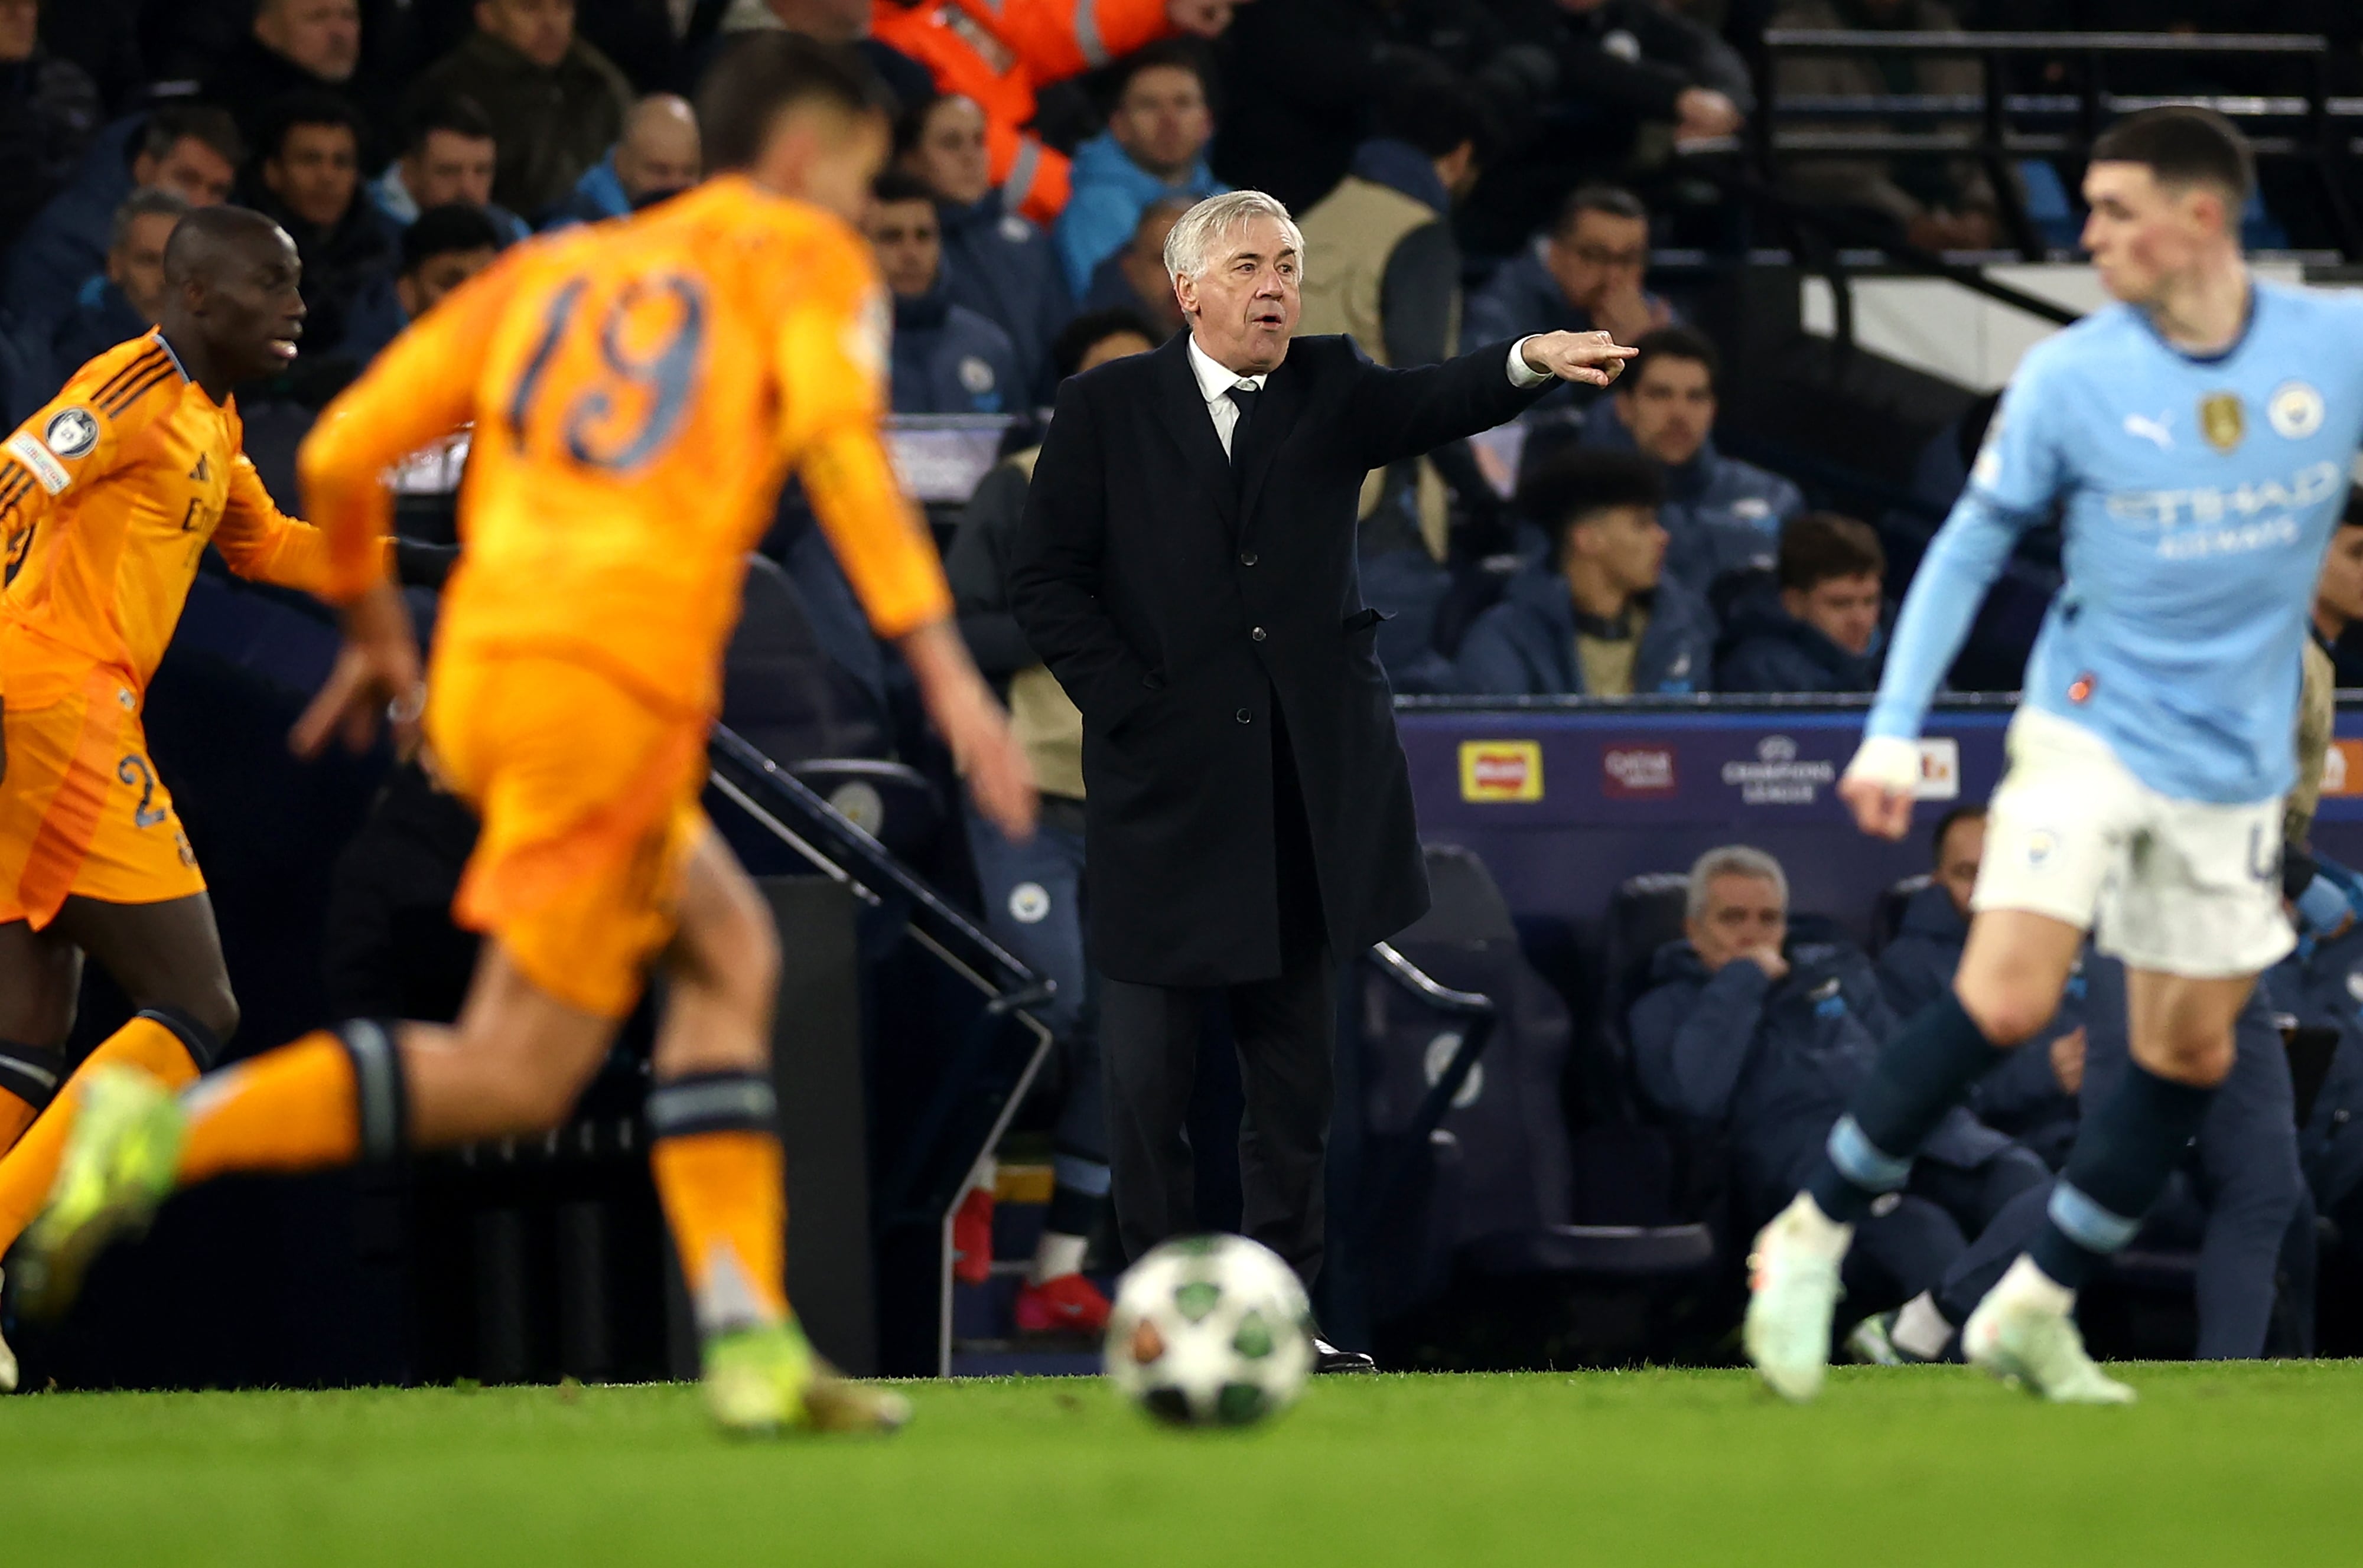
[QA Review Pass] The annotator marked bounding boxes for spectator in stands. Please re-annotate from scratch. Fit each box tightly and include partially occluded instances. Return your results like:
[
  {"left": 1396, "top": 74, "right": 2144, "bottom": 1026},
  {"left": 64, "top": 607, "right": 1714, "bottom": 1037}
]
[
  {"left": 1053, "top": 43, "right": 1227, "bottom": 295},
  {"left": 0, "top": 0, "right": 99, "bottom": 252},
  {"left": 393, "top": 203, "right": 505, "bottom": 324},
  {"left": 723, "top": 0, "right": 938, "bottom": 110},
  {"left": 1458, "top": 449, "right": 1714, "bottom": 697},
  {"left": 1300, "top": 64, "right": 1503, "bottom": 565},
  {"left": 40, "top": 187, "right": 184, "bottom": 389},
  {"left": 1078, "top": 194, "right": 1188, "bottom": 340},
  {"left": 249, "top": 91, "right": 399, "bottom": 366},
  {"left": 1629, "top": 845, "right": 2045, "bottom": 1310},
  {"left": 871, "top": 0, "right": 1234, "bottom": 227},
  {"left": 1717, "top": 513, "right": 1887, "bottom": 693},
  {"left": 406, "top": 0, "right": 633, "bottom": 219},
  {"left": 1879, "top": 804, "right": 2084, "bottom": 1169},
  {"left": 371, "top": 96, "right": 530, "bottom": 246},
  {"left": 867, "top": 170, "right": 1020, "bottom": 416},
  {"left": 899, "top": 92, "right": 1070, "bottom": 405},
  {"left": 1583, "top": 326, "right": 1802, "bottom": 588},
  {"left": 203, "top": 0, "right": 377, "bottom": 157},
  {"left": 1768, "top": 0, "right": 2000, "bottom": 253},
  {"left": 4, "top": 105, "right": 241, "bottom": 335},
  {"left": 943, "top": 307, "right": 1157, "bottom": 1334},
  {"left": 1463, "top": 185, "right": 1671, "bottom": 409},
  {"left": 543, "top": 91, "right": 700, "bottom": 229},
  {"left": 1509, "top": 0, "right": 1751, "bottom": 158},
  {"left": 1210, "top": 0, "right": 1547, "bottom": 217}
]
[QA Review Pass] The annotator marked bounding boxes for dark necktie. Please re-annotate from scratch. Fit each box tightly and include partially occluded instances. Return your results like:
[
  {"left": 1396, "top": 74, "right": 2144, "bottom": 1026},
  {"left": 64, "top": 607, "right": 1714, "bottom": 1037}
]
[{"left": 1225, "top": 384, "right": 1261, "bottom": 467}]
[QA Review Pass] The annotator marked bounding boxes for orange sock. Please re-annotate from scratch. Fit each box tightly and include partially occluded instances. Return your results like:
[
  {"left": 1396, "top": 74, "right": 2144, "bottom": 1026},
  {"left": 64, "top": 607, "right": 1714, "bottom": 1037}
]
[
  {"left": 0, "top": 1040, "right": 66, "bottom": 1156},
  {"left": 651, "top": 1129, "right": 789, "bottom": 1333},
  {"left": 0, "top": 1015, "right": 206, "bottom": 1253},
  {"left": 175, "top": 1034, "right": 364, "bottom": 1185}
]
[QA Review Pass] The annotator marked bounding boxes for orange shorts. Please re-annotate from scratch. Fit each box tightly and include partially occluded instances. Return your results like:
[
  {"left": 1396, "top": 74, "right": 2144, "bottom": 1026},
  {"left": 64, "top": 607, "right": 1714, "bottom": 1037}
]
[
  {"left": 0, "top": 671, "right": 204, "bottom": 928},
  {"left": 426, "top": 654, "right": 708, "bottom": 1019}
]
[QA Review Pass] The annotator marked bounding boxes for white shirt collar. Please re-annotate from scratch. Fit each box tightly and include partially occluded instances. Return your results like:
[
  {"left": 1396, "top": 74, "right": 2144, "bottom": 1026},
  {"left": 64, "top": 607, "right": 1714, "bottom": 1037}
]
[{"left": 1186, "top": 333, "right": 1269, "bottom": 404}]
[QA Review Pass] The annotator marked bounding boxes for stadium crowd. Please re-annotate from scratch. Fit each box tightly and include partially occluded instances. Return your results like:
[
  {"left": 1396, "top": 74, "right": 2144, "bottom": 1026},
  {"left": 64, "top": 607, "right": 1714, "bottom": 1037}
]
[{"left": 5, "top": 1, "right": 2363, "bottom": 1365}]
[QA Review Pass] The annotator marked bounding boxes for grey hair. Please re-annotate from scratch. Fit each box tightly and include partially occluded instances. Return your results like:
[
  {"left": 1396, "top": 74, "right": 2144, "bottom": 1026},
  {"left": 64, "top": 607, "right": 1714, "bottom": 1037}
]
[
  {"left": 1685, "top": 845, "right": 1789, "bottom": 921},
  {"left": 1163, "top": 190, "right": 1306, "bottom": 285},
  {"left": 112, "top": 187, "right": 193, "bottom": 254}
]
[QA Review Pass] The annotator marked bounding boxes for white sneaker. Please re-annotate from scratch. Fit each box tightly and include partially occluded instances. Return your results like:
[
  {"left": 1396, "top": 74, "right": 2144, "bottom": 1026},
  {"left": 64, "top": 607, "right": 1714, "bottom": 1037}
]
[
  {"left": 0, "top": 1265, "right": 15, "bottom": 1393},
  {"left": 1743, "top": 1194, "right": 1850, "bottom": 1402},
  {"left": 1962, "top": 1286, "right": 2135, "bottom": 1404}
]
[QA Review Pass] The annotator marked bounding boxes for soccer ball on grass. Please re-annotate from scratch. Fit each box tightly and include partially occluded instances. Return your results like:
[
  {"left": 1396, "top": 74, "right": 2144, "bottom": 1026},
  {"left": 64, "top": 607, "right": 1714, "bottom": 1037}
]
[{"left": 1103, "top": 1234, "right": 1315, "bottom": 1427}]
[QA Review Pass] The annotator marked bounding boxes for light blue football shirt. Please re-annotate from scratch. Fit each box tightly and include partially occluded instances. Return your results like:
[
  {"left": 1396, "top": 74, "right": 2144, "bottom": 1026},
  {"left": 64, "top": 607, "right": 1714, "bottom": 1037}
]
[{"left": 1867, "top": 278, "right": 2363, "bottom": 804}]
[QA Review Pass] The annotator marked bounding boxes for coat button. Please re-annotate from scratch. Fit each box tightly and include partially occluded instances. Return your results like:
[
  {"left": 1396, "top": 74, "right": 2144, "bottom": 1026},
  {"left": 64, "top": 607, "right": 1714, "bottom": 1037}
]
[
  {"left": 1235, "top": 709, "right": 1252, "bottom": 723},
  {"left": 1251, "top": 626, "right": 1267, "bottom": 641},
  {"left": 1239, "top": 552, "right": 1258, "bottom": 566}
]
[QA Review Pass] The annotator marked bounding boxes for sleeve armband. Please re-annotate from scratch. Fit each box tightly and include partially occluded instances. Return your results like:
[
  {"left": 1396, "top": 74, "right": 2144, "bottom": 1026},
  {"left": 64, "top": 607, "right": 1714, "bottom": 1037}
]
[{"left": 5, "top": 430, "right": 70, "bottom": 495}]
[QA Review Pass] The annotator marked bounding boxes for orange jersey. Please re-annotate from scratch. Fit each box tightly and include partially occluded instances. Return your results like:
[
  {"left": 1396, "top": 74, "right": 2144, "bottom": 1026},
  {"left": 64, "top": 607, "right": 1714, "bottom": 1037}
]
[
  {"left": 0, "top": 332, "right": 342, "bottom": 712},
  {"left": 301, "top": 176, "right": 953, "bottom": 719}
]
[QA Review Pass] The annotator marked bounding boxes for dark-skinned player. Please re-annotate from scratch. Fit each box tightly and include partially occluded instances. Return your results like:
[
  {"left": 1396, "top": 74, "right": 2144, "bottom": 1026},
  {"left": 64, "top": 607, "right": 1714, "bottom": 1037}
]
[{"left": 0, "top": 206, "right": 386, "bottom": 1387}]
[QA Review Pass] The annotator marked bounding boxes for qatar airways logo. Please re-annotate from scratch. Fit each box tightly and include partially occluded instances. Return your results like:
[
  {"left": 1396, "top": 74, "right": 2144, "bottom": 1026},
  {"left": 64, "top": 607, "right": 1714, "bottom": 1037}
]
[{"left": 2105, "top": 459, "right": 2342, "bottom": 531}]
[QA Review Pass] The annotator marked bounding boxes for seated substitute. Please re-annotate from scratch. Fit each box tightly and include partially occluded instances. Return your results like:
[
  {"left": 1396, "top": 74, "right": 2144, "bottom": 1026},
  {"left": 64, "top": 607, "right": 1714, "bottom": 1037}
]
[
  {"left": 865, "top": 169, "right": 1021, "bottom": 416},
  {"left": 1456, "top": 449, "right": 1714, "bottom": 697},
  {"left": 1716, "top": 511, "right": 1886, "bottom": 694},
  {"left": 1629, "top": 846, "right": 2045, "bottom": 1313},
  {"left": 1880, "top": 804, "right": 2084, "bottom": 1169},
  {"left": 1580, "top": 325, "right": 1801, "bottom": 592}
]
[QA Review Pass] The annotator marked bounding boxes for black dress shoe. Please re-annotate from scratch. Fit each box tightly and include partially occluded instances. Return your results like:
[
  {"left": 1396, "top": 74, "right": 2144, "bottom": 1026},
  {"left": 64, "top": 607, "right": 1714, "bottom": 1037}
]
[{"left": 1311, "top": 1336, "right": 1376, "bottom": 1374}]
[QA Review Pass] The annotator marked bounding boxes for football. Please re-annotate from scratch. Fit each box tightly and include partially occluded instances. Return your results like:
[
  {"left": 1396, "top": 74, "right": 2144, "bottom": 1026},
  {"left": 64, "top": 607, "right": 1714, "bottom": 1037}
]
[{"left": 1102, "top": 1234, "right": 1317, "bottom": 1427}]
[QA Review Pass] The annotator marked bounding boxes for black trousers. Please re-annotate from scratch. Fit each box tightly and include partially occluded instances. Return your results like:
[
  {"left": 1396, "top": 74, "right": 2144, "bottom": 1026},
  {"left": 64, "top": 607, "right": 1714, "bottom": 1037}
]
[{"left": 1098, "top": 699, "right": 1337, "bottom": 1287}]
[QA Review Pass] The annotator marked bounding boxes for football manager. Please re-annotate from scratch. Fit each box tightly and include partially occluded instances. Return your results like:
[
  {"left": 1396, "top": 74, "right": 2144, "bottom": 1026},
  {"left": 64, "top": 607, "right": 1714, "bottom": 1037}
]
[{"left": 1007, "top": 188, "right": 1632, "bottom": 1371}]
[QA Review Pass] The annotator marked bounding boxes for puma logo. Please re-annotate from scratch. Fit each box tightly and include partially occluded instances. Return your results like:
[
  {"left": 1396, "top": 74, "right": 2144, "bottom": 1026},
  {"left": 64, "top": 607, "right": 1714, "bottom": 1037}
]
[{"left": 2123, "top": 412, "right": 2173, "bottom": 451}]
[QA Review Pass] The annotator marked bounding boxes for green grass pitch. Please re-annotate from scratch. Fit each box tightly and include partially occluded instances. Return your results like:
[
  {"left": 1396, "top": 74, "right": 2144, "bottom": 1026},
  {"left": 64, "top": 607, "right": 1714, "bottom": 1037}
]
[{"left": 6, "top": 1362, "right": 2359, "bottom": 1566}]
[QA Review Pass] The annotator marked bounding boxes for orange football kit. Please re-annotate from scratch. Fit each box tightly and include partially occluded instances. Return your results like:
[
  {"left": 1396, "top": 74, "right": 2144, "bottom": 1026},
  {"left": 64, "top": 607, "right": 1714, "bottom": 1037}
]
[
  {"left": 301, "top": 176, "right": 952, "bottom": 1018},
  {"left": 0, "top": 332, "right": 353, "bottom": 928}
]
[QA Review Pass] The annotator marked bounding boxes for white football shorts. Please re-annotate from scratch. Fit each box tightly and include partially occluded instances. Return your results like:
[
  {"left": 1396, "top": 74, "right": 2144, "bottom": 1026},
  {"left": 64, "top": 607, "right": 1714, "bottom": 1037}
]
[{"left": 1971, "top": 706, "right": 2292, "bottom": 978}]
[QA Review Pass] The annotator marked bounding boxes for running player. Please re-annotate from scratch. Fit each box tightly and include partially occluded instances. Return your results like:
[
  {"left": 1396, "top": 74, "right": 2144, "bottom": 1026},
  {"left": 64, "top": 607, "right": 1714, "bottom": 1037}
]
[
  {"left": 0, "top": 207, "right": 382, "bottom": 1391},
  {"left": 1743, "top": 106, "right": 2363, "bottom": 1403},
  {"left": 18, "top": 35, "right": 1036, "bottom": 1435}
]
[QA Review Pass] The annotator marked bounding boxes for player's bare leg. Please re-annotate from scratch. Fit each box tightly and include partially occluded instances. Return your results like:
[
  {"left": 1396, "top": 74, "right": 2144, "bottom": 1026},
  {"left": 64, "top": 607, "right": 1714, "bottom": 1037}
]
[
  {"left": 1747, "top": 909, "right": 2087, "bottom": 1400},
  {"left": 1964, "top": 967, "right": 2247, "bottom": 1403},
  {"left": 0, "top": 895, "right": 239, "bottom": 1390}
]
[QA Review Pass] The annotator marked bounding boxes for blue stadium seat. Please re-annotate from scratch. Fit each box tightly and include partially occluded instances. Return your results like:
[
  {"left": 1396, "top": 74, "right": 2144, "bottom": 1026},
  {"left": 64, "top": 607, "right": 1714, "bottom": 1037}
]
[{"left": 1350, "top": 847, "right": 1713, "bottom": 1329}]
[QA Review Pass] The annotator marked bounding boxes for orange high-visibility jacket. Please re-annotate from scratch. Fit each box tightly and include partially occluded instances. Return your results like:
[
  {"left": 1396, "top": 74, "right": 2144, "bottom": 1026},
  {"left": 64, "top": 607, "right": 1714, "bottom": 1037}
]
[{"left": 871, "top": 0, "right": 1177, "bottom": 224}]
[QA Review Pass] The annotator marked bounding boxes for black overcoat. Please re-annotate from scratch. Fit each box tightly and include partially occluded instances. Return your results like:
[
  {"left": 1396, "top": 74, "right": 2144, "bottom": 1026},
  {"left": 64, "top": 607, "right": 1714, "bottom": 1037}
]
[{"left": 1007, "top": 331, "right": 1550, "bottom": 986}]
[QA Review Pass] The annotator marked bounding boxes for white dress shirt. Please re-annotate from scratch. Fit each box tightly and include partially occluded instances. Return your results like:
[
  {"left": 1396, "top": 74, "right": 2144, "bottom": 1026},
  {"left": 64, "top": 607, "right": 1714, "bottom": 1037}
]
[{"left": 1185, "top": 333, "right": 1555, "bottom": 457}]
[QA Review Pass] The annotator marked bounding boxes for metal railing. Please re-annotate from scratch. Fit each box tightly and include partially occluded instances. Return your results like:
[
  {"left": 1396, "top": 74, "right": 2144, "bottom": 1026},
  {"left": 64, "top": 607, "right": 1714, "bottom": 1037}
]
[
  {"left": 1750, "top": 30, "right": 2363, "bottom": 260},
  {"left": 707, "top": 723, "right": 1056, "bottom": 1377}
]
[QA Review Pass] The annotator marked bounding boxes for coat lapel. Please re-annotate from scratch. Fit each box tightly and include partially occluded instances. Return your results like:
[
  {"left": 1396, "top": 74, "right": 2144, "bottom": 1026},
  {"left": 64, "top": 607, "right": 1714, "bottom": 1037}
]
[
  {"left": 1151, "top": 334, "right": 1236, "bottom": 529},
  {"left": 1235, "top": 350, "right": 1306, "bottom": 537}
]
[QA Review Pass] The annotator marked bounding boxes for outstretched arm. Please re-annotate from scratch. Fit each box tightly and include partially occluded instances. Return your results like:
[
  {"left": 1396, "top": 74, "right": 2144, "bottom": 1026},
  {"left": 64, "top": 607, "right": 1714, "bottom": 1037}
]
[
  {"left": 1841, "top": 362, "right": 2063, "bottom": 837},
  {"left": 782, "top": 250, "right": 1033, "bottom": 840},
  {"left": 290, "top": 254, "right": 522, "bottom": 759},
  {"left": 1349, "top": 331, "right": 1633, "bottom": 470}
]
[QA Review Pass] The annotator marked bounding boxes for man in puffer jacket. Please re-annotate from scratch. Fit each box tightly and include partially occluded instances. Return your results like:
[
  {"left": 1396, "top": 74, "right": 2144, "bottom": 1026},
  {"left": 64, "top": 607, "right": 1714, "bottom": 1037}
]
[
  {"left": 1458, "top": 449, "right": 1716, "bottom": 696},
  {"left": 1629, "top": 845, "right": 2044, "bottom": 1309}
]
